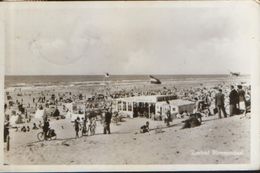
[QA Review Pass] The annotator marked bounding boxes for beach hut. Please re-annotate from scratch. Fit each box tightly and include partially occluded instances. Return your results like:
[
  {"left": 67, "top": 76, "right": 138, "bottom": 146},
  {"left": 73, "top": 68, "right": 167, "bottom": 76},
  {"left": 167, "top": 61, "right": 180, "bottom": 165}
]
[
  {"left": 114, "top": 95, "right": 177, "bottom": 118},
  {"left": 156, "top": 99, "right": 195, "bottom": 119}
]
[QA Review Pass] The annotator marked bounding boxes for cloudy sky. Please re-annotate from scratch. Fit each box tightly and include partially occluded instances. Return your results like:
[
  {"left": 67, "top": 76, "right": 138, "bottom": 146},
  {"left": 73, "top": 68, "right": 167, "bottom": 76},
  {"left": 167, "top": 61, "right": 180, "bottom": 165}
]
[{"left": 4, "top": 1, "right": 258, "bottom": 75}]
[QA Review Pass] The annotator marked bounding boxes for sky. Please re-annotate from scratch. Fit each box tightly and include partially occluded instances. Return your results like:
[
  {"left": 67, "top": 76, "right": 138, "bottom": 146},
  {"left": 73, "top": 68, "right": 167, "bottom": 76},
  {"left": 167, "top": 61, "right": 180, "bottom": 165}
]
[{"left": 4, "top": 1, "right": 258, "bottom": 75}]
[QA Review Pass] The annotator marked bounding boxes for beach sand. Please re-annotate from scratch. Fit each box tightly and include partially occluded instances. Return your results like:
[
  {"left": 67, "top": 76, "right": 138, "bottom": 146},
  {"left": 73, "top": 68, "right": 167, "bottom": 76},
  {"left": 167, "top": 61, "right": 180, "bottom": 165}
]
[
  {"left": 4, "top": 113, "right": 250, "bottom": 165},
  {"left": 3, "top": 75, "right": 251, "bottom": 165}
]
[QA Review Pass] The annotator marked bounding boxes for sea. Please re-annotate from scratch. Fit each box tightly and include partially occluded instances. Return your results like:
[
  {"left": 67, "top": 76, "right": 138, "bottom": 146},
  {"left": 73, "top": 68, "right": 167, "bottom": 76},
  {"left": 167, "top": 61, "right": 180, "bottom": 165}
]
[{"left": 4, "top": 74, "right": 250, "bottom": 89}]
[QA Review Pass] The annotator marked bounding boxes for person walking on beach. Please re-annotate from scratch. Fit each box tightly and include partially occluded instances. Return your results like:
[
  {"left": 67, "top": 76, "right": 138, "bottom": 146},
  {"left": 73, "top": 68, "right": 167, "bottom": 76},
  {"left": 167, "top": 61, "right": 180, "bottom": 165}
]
[
  {"left": 74, "top": 117, "right": 81, "bottom": 138},
  {"left": 229, "top": 85, "right": 239, "bottom": 116},
  {"left": 237, "top": 85, "right": 246, "bottom": 116},
  {"left": 164, "top": 100, "right": 171, "bottom": 126},
  {"left": 103, "top": 108, "right": 112, "bottom": 134},
  {"left": 81, "top": 117, "right": 87, "bottom": 136},
  {"left": 215, "top": 89, "right": 227, "bottom": 119},
  {"left": 194, "top": 97, "right": 203, "bottom": 113}
]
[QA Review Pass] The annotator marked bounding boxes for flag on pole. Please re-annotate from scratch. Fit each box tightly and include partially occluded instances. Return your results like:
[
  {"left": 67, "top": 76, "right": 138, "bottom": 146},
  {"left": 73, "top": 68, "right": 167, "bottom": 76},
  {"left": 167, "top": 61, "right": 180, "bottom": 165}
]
[
  {"left": 149, "top": 75, "right": 161, "bottom": 84},
  {"left": 105, "top": 73, "right": 110, "bottom": 78}
]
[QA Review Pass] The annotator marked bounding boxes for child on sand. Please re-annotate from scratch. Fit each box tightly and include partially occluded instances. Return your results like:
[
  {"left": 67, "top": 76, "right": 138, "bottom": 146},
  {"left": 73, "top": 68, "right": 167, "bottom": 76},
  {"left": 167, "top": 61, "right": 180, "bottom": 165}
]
[
  {"left": 32, "top": 123, "right": 38, "bottom": 130},
  {"left": 140, "top": 121, "right": 149, "bottom": 133},
  {"left": 27, "top": 126, "right": 30, "bottom": 132},
  {"left": 21, "top": 126, "right": 26, "bottom": 132}
]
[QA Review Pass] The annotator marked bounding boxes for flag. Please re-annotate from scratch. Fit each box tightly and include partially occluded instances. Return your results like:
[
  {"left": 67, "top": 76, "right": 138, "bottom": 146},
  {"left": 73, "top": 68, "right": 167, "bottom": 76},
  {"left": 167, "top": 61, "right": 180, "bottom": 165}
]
[
  {"left": 105, "top": 73, "right": 110, "bottom": 78},
  {"left": 149, "top": 75, "right": 161, "bottom": 84}
]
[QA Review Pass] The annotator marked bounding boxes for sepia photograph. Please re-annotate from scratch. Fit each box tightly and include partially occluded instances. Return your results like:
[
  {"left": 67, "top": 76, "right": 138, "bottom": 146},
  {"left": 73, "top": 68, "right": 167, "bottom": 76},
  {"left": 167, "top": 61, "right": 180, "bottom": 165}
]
[{"left": 0, "top": 0, "right": 259, "bottom": 171}]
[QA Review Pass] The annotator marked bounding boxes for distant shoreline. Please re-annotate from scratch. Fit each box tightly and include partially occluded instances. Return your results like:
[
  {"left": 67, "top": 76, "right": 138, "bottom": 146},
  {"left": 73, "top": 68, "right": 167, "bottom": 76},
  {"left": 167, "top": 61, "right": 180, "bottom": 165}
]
[
  {"left": 5, "top": 74, "right": 250, "bottom": 77},
  {"left": 4, "top": 74, "right": 250, "bottom": 90}
]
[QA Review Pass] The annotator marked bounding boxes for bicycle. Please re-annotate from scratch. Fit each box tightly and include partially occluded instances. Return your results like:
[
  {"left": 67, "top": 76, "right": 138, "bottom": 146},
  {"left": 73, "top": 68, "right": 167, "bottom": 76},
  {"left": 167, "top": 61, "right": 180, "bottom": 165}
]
[{"left": 37, "top": 129, "right": 57, "bottom": 141}]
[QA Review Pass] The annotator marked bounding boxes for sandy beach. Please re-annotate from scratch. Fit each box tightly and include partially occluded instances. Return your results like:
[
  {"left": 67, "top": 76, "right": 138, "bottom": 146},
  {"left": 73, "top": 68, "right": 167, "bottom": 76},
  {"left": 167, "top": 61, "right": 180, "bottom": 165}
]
[
  {"left": 4, "top": 113, "right": 250, "bottom": 165},
  {"left": 3, "top": 75, "right": 251, "bottom": 165}
]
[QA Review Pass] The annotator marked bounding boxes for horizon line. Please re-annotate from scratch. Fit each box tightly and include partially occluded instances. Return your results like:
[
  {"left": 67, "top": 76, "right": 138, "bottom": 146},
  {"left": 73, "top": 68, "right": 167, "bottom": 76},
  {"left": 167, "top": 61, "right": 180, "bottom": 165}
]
[{"left": 5, "top": 73, "right": 250, "bottom": 76}]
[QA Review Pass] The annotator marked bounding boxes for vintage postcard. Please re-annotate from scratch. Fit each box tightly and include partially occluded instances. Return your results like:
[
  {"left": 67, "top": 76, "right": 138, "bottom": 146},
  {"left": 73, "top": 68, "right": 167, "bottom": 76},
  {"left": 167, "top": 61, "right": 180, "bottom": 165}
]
[{"left": 0, "top": 0, "right": 259, "bottom": 172}]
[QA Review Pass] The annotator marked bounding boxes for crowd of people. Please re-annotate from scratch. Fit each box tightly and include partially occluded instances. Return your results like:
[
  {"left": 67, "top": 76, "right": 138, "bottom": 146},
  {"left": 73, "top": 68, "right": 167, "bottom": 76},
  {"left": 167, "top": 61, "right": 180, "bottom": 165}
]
[
  {"left": 4, "top": 81, "right": 251, "bottom": 142},
  {"left": 72, "top": 107, "right": 113, "bottom": 138}
]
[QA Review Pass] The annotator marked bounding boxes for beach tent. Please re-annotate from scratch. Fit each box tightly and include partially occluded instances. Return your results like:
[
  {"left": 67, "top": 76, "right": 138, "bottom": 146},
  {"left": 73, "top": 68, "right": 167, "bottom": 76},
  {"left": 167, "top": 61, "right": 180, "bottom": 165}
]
[
  {"left": 9, "top": 113, "right": 24, "bottom": 126},
  {"left": 52, "top": 108, "right": 60, "bottom": 117},
  {"left": 9, "top": 115, "right": 19, "bottom": 126},
  {"left": 34, "top": 109, "right": 46, "bottom": 119},
  {"left": 64, "top": 103, "right": 73, "bottom": 112}
]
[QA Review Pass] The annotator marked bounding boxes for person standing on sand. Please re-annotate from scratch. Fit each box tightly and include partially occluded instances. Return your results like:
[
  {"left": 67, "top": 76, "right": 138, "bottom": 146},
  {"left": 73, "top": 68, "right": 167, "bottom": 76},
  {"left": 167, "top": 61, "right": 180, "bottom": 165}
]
[
  {"left": 4, "top": 120, "right": 9, "bottom": 143},
  {"left": 4, "top": 103, "right": 7, "bottom": 111},
  {"left": 74, "top": 117, "right": 81, "bottom": 138},
  {"left": 164, "top": 100, "right": 171, "bottom": 126},
  {"left": 103, "top": 108, "right": 112, "bottom": 134},
  {"left": 215, "top": 89, "right": 227, "bottom": 119},
  {"left": 81, "top": 117, "right": 87, "bottom": 136},
  {"left": 229, "top": 85, "right": 239, "bottom": 116},
  {"left": 237, "top": 85, "right": 246, "bottom": 116},
  {"left": 194, "top": 97, "right": 203, "bottom": 113}
]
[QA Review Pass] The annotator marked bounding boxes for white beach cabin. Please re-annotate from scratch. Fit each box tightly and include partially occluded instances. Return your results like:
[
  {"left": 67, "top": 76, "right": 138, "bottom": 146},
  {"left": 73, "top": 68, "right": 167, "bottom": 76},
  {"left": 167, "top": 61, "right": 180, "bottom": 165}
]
[
  {"left": 113, "top": 95, "right": 177, "bottom": 118},
  {"left": 156, "top": 99, "right": 195, "bottom": 119}
]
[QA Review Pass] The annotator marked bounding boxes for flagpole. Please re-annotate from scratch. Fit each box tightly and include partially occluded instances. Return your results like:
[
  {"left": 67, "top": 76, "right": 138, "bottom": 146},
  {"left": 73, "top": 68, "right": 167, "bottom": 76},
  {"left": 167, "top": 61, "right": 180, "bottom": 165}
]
[
  {"left": 103, "top": 73, "right": 110, "bottom": 103},
  {"left": 103, "top": 74, "right": 106, "bottom": 100}
]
